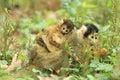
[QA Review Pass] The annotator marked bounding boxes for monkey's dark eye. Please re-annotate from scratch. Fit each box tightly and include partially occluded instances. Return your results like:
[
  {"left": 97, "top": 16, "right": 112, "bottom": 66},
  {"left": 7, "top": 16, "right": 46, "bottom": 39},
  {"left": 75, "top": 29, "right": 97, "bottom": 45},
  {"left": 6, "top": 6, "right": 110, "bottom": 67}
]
[
  {"left": 66, "top": 30, "right": 69, "bottom": 33},
  {"left": 95, "top": 37, "right": 97, "bottom": 39},
  {"left": 91, "top": 48, "right": 94, "bottom": 51},
  {"left": 63, "top": 28, "right": 65, "bottom": 30},
  {"left": 91, "top": 36, "right": 94, "bottom": 38}
]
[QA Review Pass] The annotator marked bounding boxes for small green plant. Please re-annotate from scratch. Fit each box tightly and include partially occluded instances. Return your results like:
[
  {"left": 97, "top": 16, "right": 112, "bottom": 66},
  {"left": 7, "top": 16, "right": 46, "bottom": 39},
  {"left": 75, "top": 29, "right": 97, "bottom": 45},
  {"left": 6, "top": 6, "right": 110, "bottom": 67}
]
[
  {"left": 32, "top": 68, "right": 53, "bottom": 77},
  {"left": 0, "top": 8, "right": 15, "bottom": 60}
]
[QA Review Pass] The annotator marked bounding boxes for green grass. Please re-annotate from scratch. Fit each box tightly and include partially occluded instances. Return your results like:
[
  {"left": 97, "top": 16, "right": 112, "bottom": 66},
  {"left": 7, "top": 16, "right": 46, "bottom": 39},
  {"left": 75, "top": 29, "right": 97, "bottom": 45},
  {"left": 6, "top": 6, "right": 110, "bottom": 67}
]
[{"left": 0, "top": 0, "right": 120, "bottom": 80}]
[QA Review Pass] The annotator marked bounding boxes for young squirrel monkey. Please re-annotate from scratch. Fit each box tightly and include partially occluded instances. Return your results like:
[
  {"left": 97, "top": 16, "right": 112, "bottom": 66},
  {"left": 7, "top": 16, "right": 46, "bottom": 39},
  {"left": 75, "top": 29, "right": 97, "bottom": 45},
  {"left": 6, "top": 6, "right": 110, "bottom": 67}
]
[{"left": 36, "top": 19, "right": 75, "bottom": 48}]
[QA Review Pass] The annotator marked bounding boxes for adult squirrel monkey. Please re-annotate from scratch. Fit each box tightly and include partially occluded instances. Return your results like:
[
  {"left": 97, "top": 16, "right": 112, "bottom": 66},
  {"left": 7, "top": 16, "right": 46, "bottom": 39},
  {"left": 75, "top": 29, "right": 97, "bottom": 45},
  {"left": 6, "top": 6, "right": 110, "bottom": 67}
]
[
  {"left": 29, "top": 19, "right": 75, "bottom": 72},
  {"left": 0, "top": 19, "right": 75, "bottom": 79},
  {"left": 68, "top": 23, "right": 100, "bottom": 63},
  {"left": 69, "top": 23, "right": 99, "bottom": 49}
]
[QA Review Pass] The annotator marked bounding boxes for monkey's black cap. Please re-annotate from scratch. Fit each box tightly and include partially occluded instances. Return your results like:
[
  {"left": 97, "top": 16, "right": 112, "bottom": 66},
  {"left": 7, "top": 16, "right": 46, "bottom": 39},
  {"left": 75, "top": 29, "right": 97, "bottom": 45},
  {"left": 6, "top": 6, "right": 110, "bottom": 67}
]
[
  {"left": 83, "top": 23, "right": 99, "bottom": 38},
  {"left": 63, "top": 19, "right": 74, "bottom": 31}
]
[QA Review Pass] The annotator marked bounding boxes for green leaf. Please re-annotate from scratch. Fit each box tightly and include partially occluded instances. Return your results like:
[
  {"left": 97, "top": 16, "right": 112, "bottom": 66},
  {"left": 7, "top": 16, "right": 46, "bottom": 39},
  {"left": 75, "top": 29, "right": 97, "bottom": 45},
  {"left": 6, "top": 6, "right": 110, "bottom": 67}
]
[
  {"left": 0, "top": 51, "right": 3, "bottom": 56},
  {"left": 21, "top": 18, "right": 32, "bottom": 28},
  {"left": 14, "top": 78, "right": 26, "bottom": 80},
  {"left": 95, "top": 63, "right": 113, "bottom": 72},
  {"left": 13, "top": 62, "right": 20, "bottom": 67},
  {"left": 18, "top": 53, "right": 26, "bottom": 61},
  {"left": 87, "top": 75, "right": 95, "bottom": 80},
  {"left": 4, "top": 8, "right": 8, "bottom": 14},
  {"left": 90, "top": 60, "right": 99, "bottom": 68},
  {"left": 32, "top": 68, "right": 40, "bottom": 73},
  {"left": 82, "top": 2, "right": 96, "bottom": 8},
  {"left": 70, "top": 76, "right": 78, "bottom": 80},
  {"left": 102, "top": 25, "right": 111, "bottom": 32},
  {"left": 10, "top": 24, "right": 14, "bottom": 31},
  {"left": 40, "top": 72, "right": 49, "bottom": 77},
  {"left": 107, "top": 1, "right": 112, "bottom": 7},
  {"left": 61, "top": 67, "right": 79, "bottom": 72},
  {"left": 61, "top": 67, "right": 69, "bottom": 71},
  {"left": 6, "top": 51, "right": 12, "bottom": 58},
  {"left": 0, "top": 60, "right": 8, "bottom": 65},
  {"left": 70, "top": 68, "right": 79, "bottom": 72},
  {"left": 45, "top": 68, "right": 53, "bottom": 72}
]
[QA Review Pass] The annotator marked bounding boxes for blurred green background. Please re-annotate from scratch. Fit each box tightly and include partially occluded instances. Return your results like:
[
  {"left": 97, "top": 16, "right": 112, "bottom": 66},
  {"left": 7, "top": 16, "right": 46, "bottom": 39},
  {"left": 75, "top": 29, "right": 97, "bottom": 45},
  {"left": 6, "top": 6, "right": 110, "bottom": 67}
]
[{"left": 0, "top": 0, "right": 120, "bottom": 80}]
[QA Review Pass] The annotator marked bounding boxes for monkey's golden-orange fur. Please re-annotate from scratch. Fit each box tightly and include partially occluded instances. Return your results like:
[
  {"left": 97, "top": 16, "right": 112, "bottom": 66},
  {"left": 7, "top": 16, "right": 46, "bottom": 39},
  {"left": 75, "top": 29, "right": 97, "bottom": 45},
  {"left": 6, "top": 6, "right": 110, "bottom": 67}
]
[{"left": 29, "top": 19, "right": 74, "bottom": 72}]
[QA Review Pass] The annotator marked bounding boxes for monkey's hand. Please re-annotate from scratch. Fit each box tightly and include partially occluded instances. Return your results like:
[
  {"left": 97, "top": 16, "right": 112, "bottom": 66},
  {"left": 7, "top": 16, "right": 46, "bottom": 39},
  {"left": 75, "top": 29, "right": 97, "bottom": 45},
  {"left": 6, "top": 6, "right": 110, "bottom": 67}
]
[
  {"left": 49, "top": 32, "right": 64, "bottom": 47},
  {"left": 41, "top": 35, "right": 61, "bottom": 52}
]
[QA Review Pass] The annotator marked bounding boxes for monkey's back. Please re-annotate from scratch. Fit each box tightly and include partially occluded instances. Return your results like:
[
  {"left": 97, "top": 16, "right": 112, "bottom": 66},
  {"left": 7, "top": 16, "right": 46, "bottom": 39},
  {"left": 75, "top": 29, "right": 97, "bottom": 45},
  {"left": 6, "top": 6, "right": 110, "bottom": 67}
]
[
  {"left": 68, "top": 31, "right": 91, "bottom": 64},
  {"left": 30, "top": 34, "right": 69, "bottom": 71}
]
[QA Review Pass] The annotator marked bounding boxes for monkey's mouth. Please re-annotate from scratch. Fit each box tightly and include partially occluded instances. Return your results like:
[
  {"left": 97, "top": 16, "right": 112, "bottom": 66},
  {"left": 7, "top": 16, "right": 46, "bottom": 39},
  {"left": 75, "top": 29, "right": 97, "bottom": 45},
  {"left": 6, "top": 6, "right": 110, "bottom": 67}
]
[
  {"left": 61, "top": 31, "right": 66, "bottom": 35},
  {"left": 61, "top": 31, "right": 65, "bottom": 35},
  {"left": 62, "top": 33, "right": 66, "bottom": 35}
]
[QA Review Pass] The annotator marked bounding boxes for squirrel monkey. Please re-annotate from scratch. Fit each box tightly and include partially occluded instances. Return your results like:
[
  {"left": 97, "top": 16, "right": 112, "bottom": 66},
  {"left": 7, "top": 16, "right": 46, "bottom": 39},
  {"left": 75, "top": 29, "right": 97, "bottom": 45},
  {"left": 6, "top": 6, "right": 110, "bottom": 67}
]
[
  {"left": 77, "top": 23, "right": 99, "bottom": 42},
  {"left": 36, "top": 19, "right": 74, "bottom": 48},
  {"left": 69, "top": 23, "right": 99, "bottom": 47},
  {"left": 68, "top": 23, "right": 99, "bottom": 63},
  {"left": 68, "top": 23, "right": 99, "bottom": 76},
  {"left": 29, "top": 19, "right": 74, "bottom": 72}
]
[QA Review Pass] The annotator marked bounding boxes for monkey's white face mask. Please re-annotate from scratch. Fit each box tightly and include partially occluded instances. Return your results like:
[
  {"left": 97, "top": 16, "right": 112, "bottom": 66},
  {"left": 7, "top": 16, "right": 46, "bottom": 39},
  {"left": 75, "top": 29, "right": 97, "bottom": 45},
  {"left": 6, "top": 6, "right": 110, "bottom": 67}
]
[
  {"left": 76, "top": 25, "right": 98, "bottom": 43},
  {"left": 88, "top": 33, "right": 98, "bottom": 43}
]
